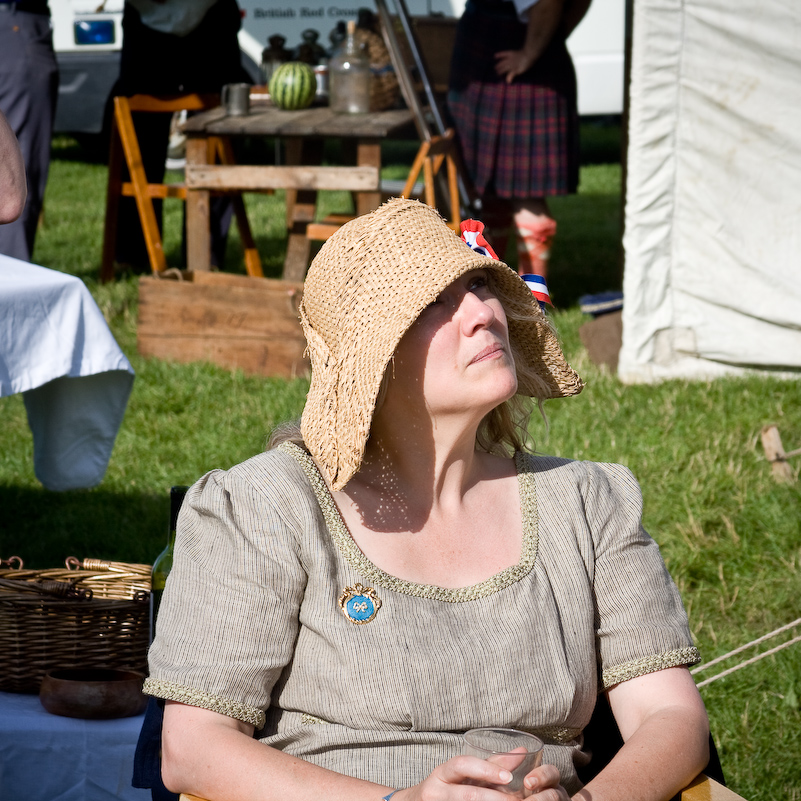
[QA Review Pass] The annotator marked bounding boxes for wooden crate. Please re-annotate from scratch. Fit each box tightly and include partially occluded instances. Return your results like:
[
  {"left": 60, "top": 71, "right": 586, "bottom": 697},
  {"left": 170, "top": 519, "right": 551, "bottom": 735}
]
[{"left": 137, "top": 272, "right": 309, "bottom": 379}]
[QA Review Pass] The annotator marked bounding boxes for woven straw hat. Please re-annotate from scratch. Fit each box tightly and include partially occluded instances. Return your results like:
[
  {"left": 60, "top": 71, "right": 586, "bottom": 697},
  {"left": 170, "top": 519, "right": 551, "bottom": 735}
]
[{"left": 299, "top": 197, "right": 583, "bottom": 490}]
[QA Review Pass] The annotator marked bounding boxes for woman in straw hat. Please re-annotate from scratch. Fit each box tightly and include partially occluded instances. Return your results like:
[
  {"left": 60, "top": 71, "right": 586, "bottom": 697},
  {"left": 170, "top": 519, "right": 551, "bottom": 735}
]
[{"left": 144, "top": 198, "right": 709, "bottom": 801}]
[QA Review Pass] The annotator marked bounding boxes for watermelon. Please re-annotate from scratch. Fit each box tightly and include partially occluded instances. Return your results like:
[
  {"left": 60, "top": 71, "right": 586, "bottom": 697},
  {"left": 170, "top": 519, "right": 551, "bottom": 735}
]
[{"left": 269, "top": 62, "right": 316, "bottom": 110}]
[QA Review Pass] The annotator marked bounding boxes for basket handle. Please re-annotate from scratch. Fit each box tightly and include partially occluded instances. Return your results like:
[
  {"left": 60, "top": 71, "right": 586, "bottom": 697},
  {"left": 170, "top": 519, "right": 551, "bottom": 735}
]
[
  {"left": 37, "top": 580, "right": 94, "bottom": 600},
  {"left": 66, "top": 556, "right": 145, "bottom": 574},
  {"left": 66, "top": 555, "right": 116, "bottom": 571},
  {"left": 0, "top": 577, "right": 93, "bottom": 600},
  {"left": 7, "top": 578, "right": 94, "bottom": 600}
]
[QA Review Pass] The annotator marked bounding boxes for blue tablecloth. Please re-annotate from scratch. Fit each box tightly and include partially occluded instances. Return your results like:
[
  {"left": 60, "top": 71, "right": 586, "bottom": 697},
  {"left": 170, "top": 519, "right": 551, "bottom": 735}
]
[
  {"left": 0, "top": 256, "right": 134, "bottom": 491},
  {"left": 0, "top": 690, "right": 149, "bottom": 801}
]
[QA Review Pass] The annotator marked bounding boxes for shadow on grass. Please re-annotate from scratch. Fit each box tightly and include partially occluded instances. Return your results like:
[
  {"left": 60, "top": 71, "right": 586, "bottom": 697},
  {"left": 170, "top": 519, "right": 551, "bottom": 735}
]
[
  {"left": 548, "top": 192, "right": 623, "bottom": 308},
  {"left": 579, "top": 116, "right": 623, "bottom": 165},
  {"left": 0, "top": 485, "right": 169, "bottom": 570},
  {"left": 53, "top": 134, "right": 109, "bottom": 164},
  {"left": 224, "top": 235, "right": 291, "bottom": 279}
]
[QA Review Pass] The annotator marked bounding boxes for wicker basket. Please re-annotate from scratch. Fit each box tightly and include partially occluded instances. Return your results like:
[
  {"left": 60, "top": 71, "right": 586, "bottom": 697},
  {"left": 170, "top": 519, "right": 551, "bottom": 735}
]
[{"left": 0, "top": 558, "right": 151, "bottom": 693}]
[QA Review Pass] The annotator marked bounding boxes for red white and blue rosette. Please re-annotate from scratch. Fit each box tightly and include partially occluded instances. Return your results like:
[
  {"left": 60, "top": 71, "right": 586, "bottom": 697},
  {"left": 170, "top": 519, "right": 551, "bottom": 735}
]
[
  {"left": 459, "top": 219, "right": 552, "bottom": 312},
  {"left": 520, "top": 274, "right": 552, "bottom": 311},
  {"left": 459, "top": 219, "right": 499, "bottom": 260}
]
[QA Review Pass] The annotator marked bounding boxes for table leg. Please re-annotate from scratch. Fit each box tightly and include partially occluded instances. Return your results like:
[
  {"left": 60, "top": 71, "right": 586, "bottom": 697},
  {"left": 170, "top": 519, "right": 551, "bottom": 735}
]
[
  {"left": 282, "top": 138, "right": 321, "bottom": 282},
  {"left": 284, "top": 138, "right": 301, "bottom": 233},
  {"left": 356, "top": 139, "right": 382, "bottom": 216},
  {"left": 185, "top": 136, "right": 211, "bottom": 272}
]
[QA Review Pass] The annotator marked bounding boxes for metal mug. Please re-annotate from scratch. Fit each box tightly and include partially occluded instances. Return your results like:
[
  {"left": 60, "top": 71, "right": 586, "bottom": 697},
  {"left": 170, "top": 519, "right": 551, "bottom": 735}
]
[{"left": 222, "top": 83, "right": 250, "bottom": 117}]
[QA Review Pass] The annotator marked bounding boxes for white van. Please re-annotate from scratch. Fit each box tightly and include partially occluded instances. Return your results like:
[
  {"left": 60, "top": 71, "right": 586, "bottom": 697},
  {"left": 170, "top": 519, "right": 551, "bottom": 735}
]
[
  {"left": 50, "top": 0, "right": 260, "bottom": 138},
  {"left": 51, "top": 0, "right": 124, "bottom": 137},
  {"left": 50, "top": 0, "right": 623, "bottom": 137}
]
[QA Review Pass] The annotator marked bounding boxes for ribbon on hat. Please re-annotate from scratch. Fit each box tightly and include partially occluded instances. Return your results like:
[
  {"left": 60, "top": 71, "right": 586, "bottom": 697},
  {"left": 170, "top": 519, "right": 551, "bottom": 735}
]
[
  {"left": 460, "top": 219, "right": 499, "bottom": 260},
  {"left": 521, "top": 274, "right": 553, "bottom": 310},
  {"left": 460, "top": 220, "right": 552, "bottom": 312}
]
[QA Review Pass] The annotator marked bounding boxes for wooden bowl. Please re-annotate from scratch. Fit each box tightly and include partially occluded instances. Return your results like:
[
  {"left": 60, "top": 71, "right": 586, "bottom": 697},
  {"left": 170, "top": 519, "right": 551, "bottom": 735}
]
[{"left": 39, "top": 668, "right": 147, "bottom": 719}]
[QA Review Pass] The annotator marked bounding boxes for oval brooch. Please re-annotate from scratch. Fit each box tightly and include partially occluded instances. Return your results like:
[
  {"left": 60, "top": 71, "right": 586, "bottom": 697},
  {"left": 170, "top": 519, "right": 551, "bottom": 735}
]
[{"left": 339, "top": 583, "right": 381, "bottom": 625}]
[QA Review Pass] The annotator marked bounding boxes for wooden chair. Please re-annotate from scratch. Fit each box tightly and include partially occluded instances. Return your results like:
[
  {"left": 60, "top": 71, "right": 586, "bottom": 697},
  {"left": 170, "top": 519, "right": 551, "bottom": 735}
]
[
  {"left": 100, "top": 94, "right": 263, "bottom": 282},
  {"left": 399, "top": 128, "right": 461, "bottom": 231}
]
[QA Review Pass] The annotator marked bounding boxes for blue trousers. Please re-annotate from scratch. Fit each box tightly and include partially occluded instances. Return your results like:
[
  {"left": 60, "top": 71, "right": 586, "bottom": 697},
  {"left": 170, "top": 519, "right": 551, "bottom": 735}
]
[{"left": 0, "top": 8, "right": 58, "bottom": 262}]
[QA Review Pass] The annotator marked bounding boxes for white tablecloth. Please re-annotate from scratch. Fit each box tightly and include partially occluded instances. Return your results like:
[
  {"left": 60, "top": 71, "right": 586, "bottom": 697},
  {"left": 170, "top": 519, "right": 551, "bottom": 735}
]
[
  {"left": 0, "top": 691, "right": 149, "bottom": 801},
  {"left": 0, "top": 256, "right": 135, "bottom": 491}
]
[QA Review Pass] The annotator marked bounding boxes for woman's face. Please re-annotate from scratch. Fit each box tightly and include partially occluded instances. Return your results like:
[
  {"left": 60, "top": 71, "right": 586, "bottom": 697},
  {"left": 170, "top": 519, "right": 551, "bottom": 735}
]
[{"left": 383, "top": 269, "right": 518, "bottom": 423}]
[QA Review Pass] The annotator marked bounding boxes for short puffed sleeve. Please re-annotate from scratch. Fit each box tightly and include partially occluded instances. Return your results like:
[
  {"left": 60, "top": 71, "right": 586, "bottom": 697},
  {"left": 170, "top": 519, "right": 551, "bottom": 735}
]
[
  {"left": 143, "top": 450, "right": 317, "bottom": 729},
  {"left": 584, "top": 462, "right": 700, "bottom": 689}
]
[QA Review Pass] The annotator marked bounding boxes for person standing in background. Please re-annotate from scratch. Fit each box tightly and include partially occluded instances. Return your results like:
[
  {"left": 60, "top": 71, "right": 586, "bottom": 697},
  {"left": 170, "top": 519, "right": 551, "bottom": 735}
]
[
  {"left": 0, "top": 0, "right": 58, "bottom": 262},
  {"left": 448, "top": 0, "right": 591, "bottom": 282},
  {"left": 112, "top": 0, "right": 250, "bottom": 273}
]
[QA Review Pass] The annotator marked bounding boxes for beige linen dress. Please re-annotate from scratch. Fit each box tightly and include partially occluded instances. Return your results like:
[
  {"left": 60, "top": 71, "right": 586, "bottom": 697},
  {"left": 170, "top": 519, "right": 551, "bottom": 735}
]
[{"left": 144, "top": 442, "right": 700, "bottom": 794}]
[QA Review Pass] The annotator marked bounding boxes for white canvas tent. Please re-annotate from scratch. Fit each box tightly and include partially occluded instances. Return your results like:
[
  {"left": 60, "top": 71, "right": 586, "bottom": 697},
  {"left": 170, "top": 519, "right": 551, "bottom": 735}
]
[{"left": 619, "top": 0, "right": 801, "bottom": 382}]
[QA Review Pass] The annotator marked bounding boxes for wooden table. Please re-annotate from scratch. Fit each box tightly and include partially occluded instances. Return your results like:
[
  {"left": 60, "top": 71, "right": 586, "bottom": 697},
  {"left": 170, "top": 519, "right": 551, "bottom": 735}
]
[{"left": 182, "top": 103, "right": 415, "bottom": 279}]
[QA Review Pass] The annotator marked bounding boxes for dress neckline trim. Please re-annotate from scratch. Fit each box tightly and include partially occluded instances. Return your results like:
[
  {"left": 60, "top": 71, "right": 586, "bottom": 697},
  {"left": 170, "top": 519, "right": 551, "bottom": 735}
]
[{"left": 279, "top": 442, "right": 539, "bottom": 602}]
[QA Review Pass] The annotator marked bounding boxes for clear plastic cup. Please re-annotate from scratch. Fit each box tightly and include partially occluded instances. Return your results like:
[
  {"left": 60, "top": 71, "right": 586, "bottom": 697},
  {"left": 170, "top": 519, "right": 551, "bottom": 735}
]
[{"left": 463, "top": 727, "right": 545, "bottom": 798}]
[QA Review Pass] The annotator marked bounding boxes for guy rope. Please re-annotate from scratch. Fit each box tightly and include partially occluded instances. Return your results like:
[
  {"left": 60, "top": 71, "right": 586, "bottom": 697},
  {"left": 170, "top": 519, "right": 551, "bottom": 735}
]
[{"left": 691, "top": 617, "right": 801, "bottom": 688}]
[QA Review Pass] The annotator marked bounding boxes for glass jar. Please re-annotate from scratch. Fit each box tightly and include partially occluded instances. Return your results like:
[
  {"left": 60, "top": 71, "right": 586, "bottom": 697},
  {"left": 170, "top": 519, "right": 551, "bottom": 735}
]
[{"left": 328, "top": 20, "right": 370, "bottom": 114}]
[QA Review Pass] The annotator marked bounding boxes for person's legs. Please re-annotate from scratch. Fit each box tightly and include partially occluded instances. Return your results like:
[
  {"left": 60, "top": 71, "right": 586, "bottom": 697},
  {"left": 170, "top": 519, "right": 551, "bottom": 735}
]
[
  {"left": 175, "top": 0, "right": 248, "bottom": 268},
  {"left": 513, "top": 198, "right": 555, "bottom": 279},
  {"left": 113, "top": 4, "right": 172, "bottom": 270},
  {"left": 114, "top": 0, "right": 246, "bottom": 271},
  {"left": 0, "top": 10, "right": 58, "bottom": 262},
  {"left": 474, "top": 194, "right": 556, "bottom": 281}
]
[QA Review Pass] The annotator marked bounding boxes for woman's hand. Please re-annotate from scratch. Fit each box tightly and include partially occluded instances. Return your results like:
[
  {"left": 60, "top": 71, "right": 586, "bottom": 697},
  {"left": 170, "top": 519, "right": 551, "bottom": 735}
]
[
  {"left": 495, "top": 0, "right": 566, "bottom": 84},
  {"left": 398, "top": 757, "right": 566, "bottom": 800},
  {"left": 523, "top": 764, "right": 570, "bottom": 801},
  {"left": 162, "top": 701, "right": 567, "bottom": 801},
  {"left": 494, "top": 50, "right": 537, "bottom": 84},
  {"left": 399, "top": 754, "right": 515, "bottom": 799}
]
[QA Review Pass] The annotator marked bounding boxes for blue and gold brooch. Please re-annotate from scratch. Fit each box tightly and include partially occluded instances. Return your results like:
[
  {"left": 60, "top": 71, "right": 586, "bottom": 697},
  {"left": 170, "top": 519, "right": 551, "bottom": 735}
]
[{"left": 338, "top": 583, "right": 381, "bottom": 625}]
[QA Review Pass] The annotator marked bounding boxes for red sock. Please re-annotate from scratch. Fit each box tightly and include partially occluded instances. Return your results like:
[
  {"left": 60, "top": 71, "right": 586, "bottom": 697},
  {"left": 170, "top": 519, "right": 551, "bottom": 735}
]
[{"left": 515, "top": 211, "right": 556, "bottom": 278}]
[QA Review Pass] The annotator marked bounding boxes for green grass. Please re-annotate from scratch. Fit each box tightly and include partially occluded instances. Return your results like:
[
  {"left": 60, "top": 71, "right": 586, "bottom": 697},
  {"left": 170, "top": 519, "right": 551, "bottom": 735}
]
[{"left": 2, "top": 123, "right": 800, "bottom": 799}]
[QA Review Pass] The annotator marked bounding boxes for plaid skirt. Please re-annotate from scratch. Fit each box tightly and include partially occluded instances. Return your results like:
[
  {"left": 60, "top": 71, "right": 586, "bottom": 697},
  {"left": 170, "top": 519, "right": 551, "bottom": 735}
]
[{"left": 447, "top": 0, "right": 579, "bottom": 198}]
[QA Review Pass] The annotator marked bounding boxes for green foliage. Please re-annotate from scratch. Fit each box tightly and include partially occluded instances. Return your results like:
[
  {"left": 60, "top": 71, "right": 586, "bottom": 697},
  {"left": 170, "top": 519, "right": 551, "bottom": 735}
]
[
  {"left": 2, "top": 126, "right": 799, "bottom": 799},
  {"left": 548, "top": 164, "right": 623, "bottom": 307}
]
